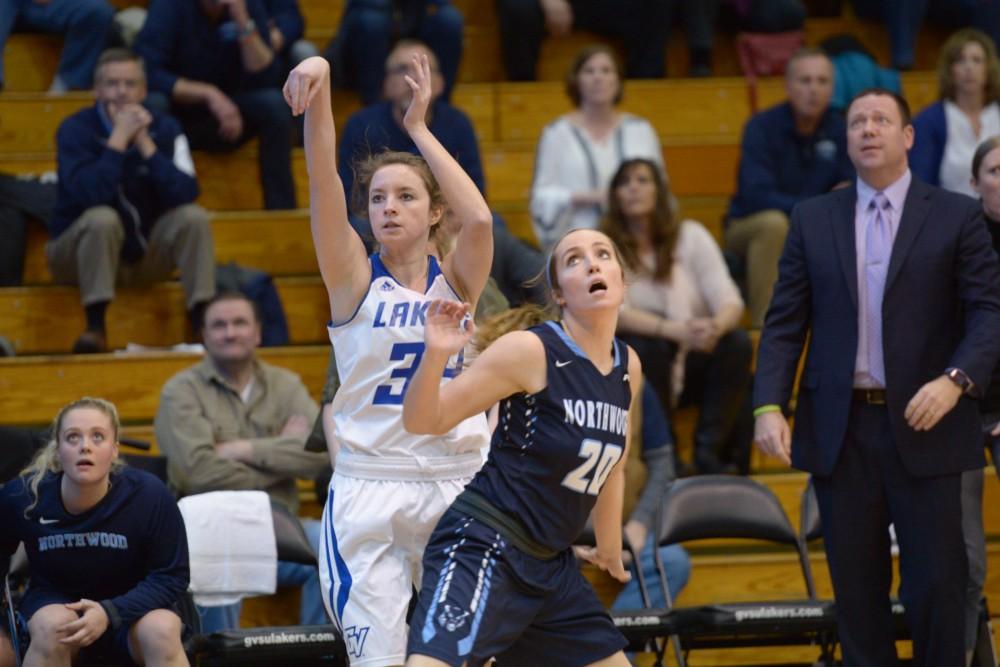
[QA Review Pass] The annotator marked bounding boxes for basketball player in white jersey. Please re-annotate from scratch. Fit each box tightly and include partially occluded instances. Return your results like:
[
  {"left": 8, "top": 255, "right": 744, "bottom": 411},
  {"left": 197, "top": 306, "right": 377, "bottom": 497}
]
[{"left": 283, "top": 55, "right": 493, "bottom": 666}]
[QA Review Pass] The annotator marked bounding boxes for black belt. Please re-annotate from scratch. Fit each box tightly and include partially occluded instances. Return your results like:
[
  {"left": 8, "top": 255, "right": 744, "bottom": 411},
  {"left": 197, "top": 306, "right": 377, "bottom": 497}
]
[
  {"left": 452, "top": 489, "right": 561, "bottom": 561},
  {"left": 852, "top": 388, "right": 887, "bottom": 405}
]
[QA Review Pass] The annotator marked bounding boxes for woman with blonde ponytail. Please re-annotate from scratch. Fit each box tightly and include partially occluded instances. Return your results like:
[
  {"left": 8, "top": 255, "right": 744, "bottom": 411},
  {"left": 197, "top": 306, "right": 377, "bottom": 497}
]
[{"left": 1, "top": 398, "right": 190, "bottom": 667}]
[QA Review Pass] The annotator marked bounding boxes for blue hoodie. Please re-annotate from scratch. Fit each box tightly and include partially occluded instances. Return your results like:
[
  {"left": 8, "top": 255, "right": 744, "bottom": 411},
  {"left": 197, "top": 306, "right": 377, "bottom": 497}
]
[{"left": 50, "top": 104, "right": 200, "bottom": 262}]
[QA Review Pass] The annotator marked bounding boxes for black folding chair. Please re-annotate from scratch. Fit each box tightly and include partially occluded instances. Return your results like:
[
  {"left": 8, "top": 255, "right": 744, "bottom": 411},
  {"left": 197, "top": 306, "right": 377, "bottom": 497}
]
[{"left": 612, "top": 475, "right": 835, "bottom": 667}]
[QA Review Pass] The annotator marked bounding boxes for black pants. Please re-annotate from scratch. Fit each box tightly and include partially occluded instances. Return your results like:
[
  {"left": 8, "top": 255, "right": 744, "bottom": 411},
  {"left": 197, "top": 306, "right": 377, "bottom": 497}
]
[
  {"left": 494, "top": 0, "right": 671, "bottom": 79},
  {"left": 0, "top": 173, "right": 56, "bottom": 286},
  {"left": 813, "top": 402, "right": 967, "bottom": 666},
  {"left": 623, "top": 328, "right": 753, "bottom": 473},
  {"left": 146, "top": 89, "right": 296, "bottom": 210}
]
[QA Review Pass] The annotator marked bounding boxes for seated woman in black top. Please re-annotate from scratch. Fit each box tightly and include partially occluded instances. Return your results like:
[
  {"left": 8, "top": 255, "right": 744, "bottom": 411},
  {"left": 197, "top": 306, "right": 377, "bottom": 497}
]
[{"left": 0, "top": 397, "right": 190, "bottom": 667}]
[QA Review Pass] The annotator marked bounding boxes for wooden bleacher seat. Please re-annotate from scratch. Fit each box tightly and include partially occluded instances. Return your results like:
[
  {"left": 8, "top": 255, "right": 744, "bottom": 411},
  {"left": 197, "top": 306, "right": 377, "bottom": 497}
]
[
  {"left": 0, "top": 345, "right": 329, "bottom": 426},
  {"left": 0, "top": 277, "right": 329, "bottom": 354},
  {"left": 20, "top": 210, "right": 317, "bottom": 285}
]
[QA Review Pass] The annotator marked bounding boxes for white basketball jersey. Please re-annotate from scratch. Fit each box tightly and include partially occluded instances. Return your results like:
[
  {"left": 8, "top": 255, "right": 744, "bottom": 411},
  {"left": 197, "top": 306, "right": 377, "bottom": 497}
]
[{"left": 327, "top": 254, "right": 489, "bottom": 463}]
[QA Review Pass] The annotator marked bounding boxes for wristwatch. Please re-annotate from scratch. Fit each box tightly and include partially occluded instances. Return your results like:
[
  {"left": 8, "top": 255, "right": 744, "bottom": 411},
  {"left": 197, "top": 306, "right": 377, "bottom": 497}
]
[
  {"left": 237, "top": 19, "right": 256, "bottom": 39},
  {"left": 945, "top": 367, "right": 973, "bottom": 394}
]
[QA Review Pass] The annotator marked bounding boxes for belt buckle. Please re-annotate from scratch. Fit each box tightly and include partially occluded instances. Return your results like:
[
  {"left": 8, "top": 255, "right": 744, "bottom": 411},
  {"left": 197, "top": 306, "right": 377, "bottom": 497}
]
[{"left": 866, "top": 389, "right": 886, "bottom": 405}]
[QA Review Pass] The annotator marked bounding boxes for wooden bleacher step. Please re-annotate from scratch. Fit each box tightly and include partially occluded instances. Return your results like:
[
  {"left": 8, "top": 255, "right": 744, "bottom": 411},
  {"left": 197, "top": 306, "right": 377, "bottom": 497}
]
[
  {"left": 20, "top": 210, "right": 317, "bottom": 285},
  {"left": 0, "top": 277, "right": 329, "bottom": 355},
  {"left": 0, "top": 346, "right": 329, "bottom": 427}
]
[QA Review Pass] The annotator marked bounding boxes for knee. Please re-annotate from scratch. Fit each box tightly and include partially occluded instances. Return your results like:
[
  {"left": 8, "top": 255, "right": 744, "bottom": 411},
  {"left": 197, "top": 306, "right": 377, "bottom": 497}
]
[
  {"left": 77, "top": 0, "right": 115, "bottom": 28},
  {"left": 751, "top": 210, "right": 790, "bottom": 245},
  {"left": 721, "top": 327, "right": 754, "bottom": 365},
  {"left": 27, "top": 606, "right": 78, "bottom": 655},
  {"left": 132, "top": 609, "right": 184, "bottom": 661},
  {"left": 82, "top": 206, "right": 123, "bottom": 236},
  {"left": 174, "top": 204, "right": 210, "bottom": 232},
  {"left": 349, "top": 7, "right": 392, "bottom": 38},
  {"left": 424, "top": 4, "right": 464, "bottom": 35},
  {"left": 496, "top": 0, "right": 541, "bottom": 23},
  {"left": 255, "top": 89, "right": 294, "bottom": 129},
  {"left": 659, "top": 545, "right": 692, "bottom": 592}
]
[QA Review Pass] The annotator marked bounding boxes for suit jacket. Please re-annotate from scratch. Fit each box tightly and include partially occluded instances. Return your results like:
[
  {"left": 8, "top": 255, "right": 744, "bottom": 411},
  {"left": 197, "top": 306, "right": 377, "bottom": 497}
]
[{"left": 754, "top": 178, "right": 1000, "bottom": 477}]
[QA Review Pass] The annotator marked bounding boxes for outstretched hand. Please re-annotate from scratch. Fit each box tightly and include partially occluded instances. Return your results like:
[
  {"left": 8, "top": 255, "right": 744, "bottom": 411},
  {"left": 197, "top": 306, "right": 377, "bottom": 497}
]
[
  {"left": 284, "top": 56, "right": 330, "bottom": 116},
  {"left": 424, "top": 299, "right": 474, "bottom": 359},
  {"left": 402, "top": 53, "right": 433, "bottom": 133}
]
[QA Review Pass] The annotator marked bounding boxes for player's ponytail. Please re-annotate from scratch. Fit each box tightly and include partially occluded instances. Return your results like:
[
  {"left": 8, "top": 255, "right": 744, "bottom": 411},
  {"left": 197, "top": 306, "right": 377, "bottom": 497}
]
[{"left": 473, "top": 304, "right": 554, "bottom": 352}]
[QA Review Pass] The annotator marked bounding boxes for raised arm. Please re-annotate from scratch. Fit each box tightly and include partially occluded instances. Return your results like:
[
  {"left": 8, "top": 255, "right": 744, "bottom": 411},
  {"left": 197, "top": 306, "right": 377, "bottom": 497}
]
[
  {"left": 284, "top": 56, "right": 370, "bottom": 323},
  {"left": 402, "top": 54, "right": 493, "bottom": 305},
  {"left": 403, "top": 300, "right": 544, "bottom": 435}
]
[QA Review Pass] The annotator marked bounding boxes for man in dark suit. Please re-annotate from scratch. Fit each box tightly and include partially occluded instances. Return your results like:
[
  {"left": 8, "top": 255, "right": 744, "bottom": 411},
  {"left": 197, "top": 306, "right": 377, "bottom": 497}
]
[{"left": 753, "top": 88, "right": 1000, "bottom": 666}]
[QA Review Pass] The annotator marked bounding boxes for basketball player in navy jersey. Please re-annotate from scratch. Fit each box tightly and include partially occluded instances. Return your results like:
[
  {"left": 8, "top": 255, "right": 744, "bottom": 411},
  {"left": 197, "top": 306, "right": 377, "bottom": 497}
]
[
  {"left": 284, "top": 54, "right": 493, "bottom": 666},
  {"left": 402, "top": 228, "right": 640, "bottom": 666}
]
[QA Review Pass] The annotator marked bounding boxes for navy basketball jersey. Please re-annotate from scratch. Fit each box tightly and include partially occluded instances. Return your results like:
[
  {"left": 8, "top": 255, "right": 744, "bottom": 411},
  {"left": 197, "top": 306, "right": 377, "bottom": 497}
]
[{"left": 466, "top": 320, "right": 632, "bottom": 552}]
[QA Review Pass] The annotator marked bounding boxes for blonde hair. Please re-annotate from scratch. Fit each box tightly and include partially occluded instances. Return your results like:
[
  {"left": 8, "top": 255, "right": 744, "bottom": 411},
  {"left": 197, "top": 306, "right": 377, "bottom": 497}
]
[
  {"left": 473, "top": 303, "right": 555, "bottom": 352},
  {"left": 21, "top": 397, "right": 123, "bottom": 517}
]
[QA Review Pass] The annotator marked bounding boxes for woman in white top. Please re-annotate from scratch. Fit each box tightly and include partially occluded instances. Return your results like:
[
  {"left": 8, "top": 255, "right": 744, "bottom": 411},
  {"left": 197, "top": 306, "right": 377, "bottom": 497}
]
[
  {"left": 530, "top": 45, "right": 664, "bottom": 252},
  {"left": 601, "top": 158, "right": 753, "bottom": 475},
  {"left": 912, "top": 28, "right": 1000, "bottom": 196},
  {"left": 284, "top": 55, "right": 493, "bottom": 666}
]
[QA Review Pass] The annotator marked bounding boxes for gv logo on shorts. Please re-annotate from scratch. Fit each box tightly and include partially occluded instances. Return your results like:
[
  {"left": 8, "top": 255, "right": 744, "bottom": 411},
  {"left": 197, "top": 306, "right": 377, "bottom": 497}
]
[
  {"left": 437, "top": 604, "right": 470, "bottom": 632},
  {"left": 345, "top": 625, "right": 370, "bottom": 658}
]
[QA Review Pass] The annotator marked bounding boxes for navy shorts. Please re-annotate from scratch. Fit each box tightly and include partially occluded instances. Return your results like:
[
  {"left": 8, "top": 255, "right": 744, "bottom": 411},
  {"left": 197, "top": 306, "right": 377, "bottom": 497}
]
[{"left": 407, "top": 508, "right": 627, "bottom": 666}]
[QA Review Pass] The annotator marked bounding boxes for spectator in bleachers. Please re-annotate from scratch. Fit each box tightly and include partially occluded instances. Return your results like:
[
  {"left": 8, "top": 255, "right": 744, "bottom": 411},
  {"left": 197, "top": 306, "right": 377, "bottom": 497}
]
[
  {"left": 154, "top": 291, "right": 330, "bottom": 633},
  {"left": 725, "top": 47, "right": 853, "bottom": 328},
  {"left": 604, "top": 158, "right": 753, "bottom": 475},
  {"left": 339, "top": 41, "right": 482, "bottom": 237},
  {"left": 47, "top": 48, "right": 214, "bottom": 354},
  {"left": 324, "top": 0, "right": 463, "bottom": 105},
  {"left": 971, "top": 137, "right": 1000, "bottom": 466},
  {"left": 263, "top": 0, "right": 318, "bottom": 68},
  {"left": 135, "top": 0, "right": 297, "bottom": 210},
  {"left": 530, "top": 45, "right": 664, "bottom": 252},
  {"left": 495, "top": 0, "right": 670, "bottom": 80},
  {"left": 966, "top": 135, "right": 1000, "bottom": 664},
  {"left": 850, "top": 0, "right": 1000, "bottom": 72},
  {"left": 911, "top": 29, "right": 1000, "bottom": 198},
  {"left": 0, "top": 0, "right": 113, "bottom": 93},
  {"left": 338, "top": 40, "right": 547, "bottom": 305}
]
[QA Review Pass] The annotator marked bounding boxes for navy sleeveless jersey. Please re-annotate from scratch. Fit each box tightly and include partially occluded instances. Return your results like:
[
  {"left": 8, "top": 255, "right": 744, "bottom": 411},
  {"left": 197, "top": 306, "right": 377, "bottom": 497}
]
[{"left": 465, "top": 320, "right": 632, "bottom": 552}]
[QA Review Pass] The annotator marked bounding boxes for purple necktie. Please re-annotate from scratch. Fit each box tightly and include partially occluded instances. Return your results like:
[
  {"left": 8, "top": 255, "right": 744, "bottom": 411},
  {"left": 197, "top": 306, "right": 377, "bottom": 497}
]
[{"left": 865, "top": 192, "right": 891, "bottom": 386}]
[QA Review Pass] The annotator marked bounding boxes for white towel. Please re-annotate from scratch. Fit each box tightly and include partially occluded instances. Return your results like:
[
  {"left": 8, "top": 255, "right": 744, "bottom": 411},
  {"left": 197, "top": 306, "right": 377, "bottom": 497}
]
[{"left": 178, "top": 490, "right": 277, "bottom": 607}]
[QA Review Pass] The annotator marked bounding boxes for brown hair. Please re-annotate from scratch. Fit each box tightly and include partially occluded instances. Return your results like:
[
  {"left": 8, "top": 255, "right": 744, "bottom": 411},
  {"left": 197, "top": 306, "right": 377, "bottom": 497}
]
[
  {"left": 846, "top": 87, "right": 913, "bottom": 127},
  {"left": 203, "top": 290, "right": 261, "bottom": 326},
  {"left": 937, "top": 28, "right": 1000, "bottom": 103},
  {"left": 601, "top": 159, "right": 679, "bottom": 281},
  {"left": 972, "top": 135, "right": 1000, "bottom": 180},
  {"left": 351, "top": 151, "right": 445, "bottom": 243},
  {"left": 21, "top": 397, "right": 123, "bottom": 516},
  {"left": 565, "top": 45, "right": 624, "bottom": 107},
  {"left": 95, "top": 48, "right": 145, "bottom": 84}
]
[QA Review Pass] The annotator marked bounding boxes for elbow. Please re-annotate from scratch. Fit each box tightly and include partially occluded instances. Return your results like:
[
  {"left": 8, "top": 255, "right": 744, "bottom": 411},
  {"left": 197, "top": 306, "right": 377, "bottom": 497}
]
[{"left": 402, "top": 409, "right": 448, "bottom": 436}]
